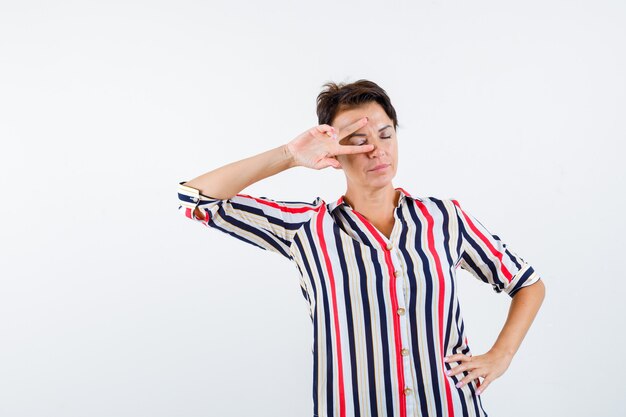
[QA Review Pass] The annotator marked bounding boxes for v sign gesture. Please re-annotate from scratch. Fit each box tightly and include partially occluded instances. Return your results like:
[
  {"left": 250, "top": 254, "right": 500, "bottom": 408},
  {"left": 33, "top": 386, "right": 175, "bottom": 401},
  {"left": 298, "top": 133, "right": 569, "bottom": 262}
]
[{"left": 286, "top": 117, "right": 374, "bottom": 170}]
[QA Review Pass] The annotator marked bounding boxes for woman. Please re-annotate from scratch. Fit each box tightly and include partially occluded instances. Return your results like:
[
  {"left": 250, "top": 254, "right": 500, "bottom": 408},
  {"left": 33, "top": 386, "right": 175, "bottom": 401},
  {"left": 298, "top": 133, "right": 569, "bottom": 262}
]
[{"left": 177, "top": 79, "right": 545, "bottom": 417}]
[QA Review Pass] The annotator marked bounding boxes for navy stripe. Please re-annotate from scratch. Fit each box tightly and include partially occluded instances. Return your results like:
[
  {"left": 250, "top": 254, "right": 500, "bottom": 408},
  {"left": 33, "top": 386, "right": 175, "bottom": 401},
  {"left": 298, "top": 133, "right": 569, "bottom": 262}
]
[
  {"left": 212, "top": 205, "right": 291, "bottom": 258},
  {"left": 229, "top": 200, "right": 305, "bottom": 232},
  {"left": 396, "top": 204, "right": 430, "bottom": 416},
  {"left": 342, "top": 210, "right": 395, "bottom": 414},
  {"left": 304, "top": 222, "right": 335, "bottom": 417},
  {"left": 293, "top": 232, "right": 320, "bottom": 416},
  {"left": 407, "top": 200, "right": 444, "bottom": 417},
  {"left": 333, "top": 223, "right": 362, "bottom": 417},
  {"left": 509, "top": 265, "right": 536, "bottom": 297},
  {"left": 355, "top": 240, "right": 378, "bottom": 416}
]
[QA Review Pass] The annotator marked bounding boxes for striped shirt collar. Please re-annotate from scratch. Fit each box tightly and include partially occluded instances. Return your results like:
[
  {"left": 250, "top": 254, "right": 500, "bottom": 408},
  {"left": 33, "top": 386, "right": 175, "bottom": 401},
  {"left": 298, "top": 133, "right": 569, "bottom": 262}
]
[{"left": 328, "top": 186, "right": 422, "bottom": 213}]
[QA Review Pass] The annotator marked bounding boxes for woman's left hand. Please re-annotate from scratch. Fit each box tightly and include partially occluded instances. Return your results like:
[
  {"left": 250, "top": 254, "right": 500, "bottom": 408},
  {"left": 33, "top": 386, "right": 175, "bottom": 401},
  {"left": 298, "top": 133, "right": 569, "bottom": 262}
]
[{"left": 444, "top": 349, "right": 513, "bottom": 395}]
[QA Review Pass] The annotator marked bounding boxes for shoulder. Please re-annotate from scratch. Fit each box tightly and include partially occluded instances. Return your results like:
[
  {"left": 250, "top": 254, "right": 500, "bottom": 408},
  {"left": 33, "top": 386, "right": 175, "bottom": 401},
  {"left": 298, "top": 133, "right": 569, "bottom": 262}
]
[
  {"left": 411, "top": 196, "right": 459, "bottom": 208},
  {"left": 259, "top": 197, "right": 328, "bottom": 221},
  {"left": 410, "top": 197, "right": 463, "bottom": 221},
  {"left": 273, "top": 196, "right": 325, "bottom": 207},
  {"left": 243, "top": 195, "right": 325, "bottom": 211}
]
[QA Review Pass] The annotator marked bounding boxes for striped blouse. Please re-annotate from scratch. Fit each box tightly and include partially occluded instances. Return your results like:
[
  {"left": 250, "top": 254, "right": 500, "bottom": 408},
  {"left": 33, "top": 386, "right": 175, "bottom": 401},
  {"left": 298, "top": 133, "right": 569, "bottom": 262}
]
[{"left": 177, "top": 181, "right": 541, "bottom": 417}]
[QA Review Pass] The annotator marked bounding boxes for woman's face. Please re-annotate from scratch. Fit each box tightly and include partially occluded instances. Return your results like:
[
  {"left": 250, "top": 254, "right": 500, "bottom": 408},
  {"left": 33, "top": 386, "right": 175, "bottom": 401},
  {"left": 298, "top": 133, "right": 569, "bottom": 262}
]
[{"left": 333, "top": 101, "right": 398, "bottom": 190}]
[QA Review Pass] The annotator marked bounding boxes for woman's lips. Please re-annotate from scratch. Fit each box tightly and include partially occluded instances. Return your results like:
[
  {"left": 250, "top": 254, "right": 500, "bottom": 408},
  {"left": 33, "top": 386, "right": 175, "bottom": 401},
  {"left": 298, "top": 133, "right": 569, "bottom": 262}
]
[{"left": 369, "top": 164, "right": 390, "bottom": 171}]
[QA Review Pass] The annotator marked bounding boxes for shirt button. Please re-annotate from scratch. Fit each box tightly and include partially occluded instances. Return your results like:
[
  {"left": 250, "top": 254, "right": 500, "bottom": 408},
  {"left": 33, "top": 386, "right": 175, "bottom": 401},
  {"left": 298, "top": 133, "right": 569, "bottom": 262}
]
[
  {"left": 401, "top": 348, "right": 410, "bottom": 356},
  {"left": 394, "top": 270, "right": 401, "bottom": 277},
  {"left": 404, "top": 387, "right": 412, "bottom": 395},
  {"left": 397, "top": 307, "right": 405, "bottom": 315},
  {"left": 386, "top": 243, "right": 393, "bottom": 251}
]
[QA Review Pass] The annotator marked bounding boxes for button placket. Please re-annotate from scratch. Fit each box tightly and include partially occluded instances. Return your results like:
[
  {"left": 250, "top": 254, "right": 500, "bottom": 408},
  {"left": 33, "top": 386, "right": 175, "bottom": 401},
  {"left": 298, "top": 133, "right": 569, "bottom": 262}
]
[
  {"left": 386, "top": 218, "right": 420, "bottom": 415},
  {"left": 388, "top": 249, "right": 417, "bottom": 411},
  {"left": 391, "top": 211, "right": 418, "bottom": 414}
]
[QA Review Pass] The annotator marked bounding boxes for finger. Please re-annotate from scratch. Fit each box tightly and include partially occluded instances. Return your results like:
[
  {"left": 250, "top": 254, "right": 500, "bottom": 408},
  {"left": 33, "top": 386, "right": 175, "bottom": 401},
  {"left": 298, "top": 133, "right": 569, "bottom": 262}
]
[
  {"left": 334, "top": 143, "right": 375, "bottom": 155},
  {"left": 315, "top": 124, "right": 336, "bottom": 137},
  {"left": 456, "top": 370, "right": 482, "bottom": 388},
  {"left": 475, "top": 378, "right": 491, "bottom": 395},
  {"left": 336, "top": 116, "right": 368, "bottom": 142},
  {"left": 329, "top": 157, "right": 342, "bottom": 169},
  {"left": 445, "top": 354, "right": 472, "bottom": 363},
  {"left": 317, "top": 157, "right": 341, "bottom": 170},
  {"left": 446, "top": 362, "right": 471, "bottom": 377}
]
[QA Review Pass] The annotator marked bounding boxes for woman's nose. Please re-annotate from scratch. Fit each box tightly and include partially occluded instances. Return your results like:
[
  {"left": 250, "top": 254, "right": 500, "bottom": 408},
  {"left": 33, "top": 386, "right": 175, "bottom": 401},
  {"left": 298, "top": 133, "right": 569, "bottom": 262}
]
[{"left": 368, "top": 142, "right": 386, "bottom": 157}]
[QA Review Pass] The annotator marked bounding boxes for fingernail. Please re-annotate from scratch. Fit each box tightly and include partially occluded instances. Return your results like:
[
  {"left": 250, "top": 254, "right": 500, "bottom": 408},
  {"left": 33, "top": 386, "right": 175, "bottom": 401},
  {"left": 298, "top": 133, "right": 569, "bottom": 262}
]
[
  {"left": 444, "top": 357, "right": 448, "bottom": 362},
  {"left": 476, "top": 390, "right": 481, "bottom": 395},
  {"left": 446, "top": 370, "right": 451, "bottom": 376},
  {"left": 456, "top": 382, "right": 462, "bottom": 388}
]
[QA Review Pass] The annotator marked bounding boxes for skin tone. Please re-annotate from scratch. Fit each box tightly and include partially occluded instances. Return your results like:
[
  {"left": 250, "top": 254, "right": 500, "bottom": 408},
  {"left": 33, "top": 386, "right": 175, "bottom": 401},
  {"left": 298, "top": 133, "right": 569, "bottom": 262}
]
[
  {"left": 184, "top": 101, "right": 545, "bottom": 396},
  {"left": 185, "top": 113, "right": 375, "bottom": 218},
  {"left": 331, "top": 101, "right": 401, "bottom": 239}
]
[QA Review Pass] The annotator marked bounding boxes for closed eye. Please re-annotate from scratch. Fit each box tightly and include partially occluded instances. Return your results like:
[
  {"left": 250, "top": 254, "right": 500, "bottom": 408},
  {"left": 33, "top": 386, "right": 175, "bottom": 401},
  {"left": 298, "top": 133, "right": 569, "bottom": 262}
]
[{"left": 357, "top": 135, "right": 391, "bottom": 145}]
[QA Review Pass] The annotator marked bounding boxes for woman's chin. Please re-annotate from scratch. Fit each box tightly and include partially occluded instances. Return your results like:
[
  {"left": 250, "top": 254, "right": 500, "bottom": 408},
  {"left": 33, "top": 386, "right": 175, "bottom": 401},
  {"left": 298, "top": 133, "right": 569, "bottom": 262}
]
[{"left": 366, "top": 173, "right": 394, "bottom": 187}]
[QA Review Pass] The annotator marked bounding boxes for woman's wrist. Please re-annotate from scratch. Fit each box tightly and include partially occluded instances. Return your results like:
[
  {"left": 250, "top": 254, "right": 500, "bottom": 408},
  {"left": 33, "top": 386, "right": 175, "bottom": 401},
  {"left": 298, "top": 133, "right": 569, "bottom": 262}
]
[
  {"left": 283, "top": 143, "right": 298, "bottom": 168},
  {"left": 488, "top": 345, "right": 515, "bottom": 360}
]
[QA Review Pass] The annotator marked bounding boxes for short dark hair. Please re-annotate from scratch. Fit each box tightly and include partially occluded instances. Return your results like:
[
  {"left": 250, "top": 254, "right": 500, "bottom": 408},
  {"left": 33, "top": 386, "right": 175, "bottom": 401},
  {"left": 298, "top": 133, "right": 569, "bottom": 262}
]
[{"left": 316, "top": 79, "right": 399, "bottom": 131}]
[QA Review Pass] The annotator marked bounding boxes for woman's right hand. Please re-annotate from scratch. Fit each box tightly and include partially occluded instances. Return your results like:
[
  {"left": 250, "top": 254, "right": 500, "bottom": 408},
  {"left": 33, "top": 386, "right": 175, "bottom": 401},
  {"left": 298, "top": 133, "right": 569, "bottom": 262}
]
[{"left": 285, "top": 117, "right": 375, "bottom": 170}]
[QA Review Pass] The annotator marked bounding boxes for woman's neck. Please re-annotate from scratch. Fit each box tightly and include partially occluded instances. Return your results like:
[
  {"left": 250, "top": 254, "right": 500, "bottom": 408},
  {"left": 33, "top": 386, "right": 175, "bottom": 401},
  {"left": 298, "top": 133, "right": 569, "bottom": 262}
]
[{"left": 342, "top": 185, "right": 400, "bottom": 217}]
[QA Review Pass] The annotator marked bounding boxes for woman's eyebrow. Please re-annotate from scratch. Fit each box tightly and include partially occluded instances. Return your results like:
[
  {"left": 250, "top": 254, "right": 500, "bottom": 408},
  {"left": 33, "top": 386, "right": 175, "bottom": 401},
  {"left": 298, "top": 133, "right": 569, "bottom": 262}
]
[{"left": 345, "top": 124, "right": 392, "bottom": 140}]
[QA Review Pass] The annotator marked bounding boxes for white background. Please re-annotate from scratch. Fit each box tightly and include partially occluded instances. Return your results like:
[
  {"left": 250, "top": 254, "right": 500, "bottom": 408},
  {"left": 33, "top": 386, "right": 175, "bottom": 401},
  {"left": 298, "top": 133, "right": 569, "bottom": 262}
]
[{"left": 1, "top": 1, "right": 625, "bottom": 416}]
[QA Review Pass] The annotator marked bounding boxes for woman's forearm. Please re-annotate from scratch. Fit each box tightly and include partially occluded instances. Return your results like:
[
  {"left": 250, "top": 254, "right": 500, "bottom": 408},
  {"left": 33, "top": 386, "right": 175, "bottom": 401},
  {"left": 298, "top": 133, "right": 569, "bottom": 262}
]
[
  {"left": 489, "top": 279, "right": 546, "bottom": 359},
  {"left": 183, "top": 144, "right": 296, "bottom": 200}
]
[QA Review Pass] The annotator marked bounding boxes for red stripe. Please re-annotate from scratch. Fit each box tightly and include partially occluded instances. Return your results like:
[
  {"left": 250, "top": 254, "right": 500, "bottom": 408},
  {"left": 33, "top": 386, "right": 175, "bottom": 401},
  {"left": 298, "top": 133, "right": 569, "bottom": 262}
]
[
  {"left": 316, "top": 204, "right": 346, "bottom": 417},
  {"left": 395, "top": 187, "right": 413, "bottom": 198},
  {"left": 451, "top": 200, "right": 512, "bottom": 282},
  {"left": 414, "top": 201, "right": 455, "bottom": 416},
  {"left": 185, "top": 206, "right": 211, "bottom": 225},
  {"left": 237, "top": 193, "right": 320, "bottom": 214},
  {"left": 352, "top": 211, "right": 407, "bottom": 417}
]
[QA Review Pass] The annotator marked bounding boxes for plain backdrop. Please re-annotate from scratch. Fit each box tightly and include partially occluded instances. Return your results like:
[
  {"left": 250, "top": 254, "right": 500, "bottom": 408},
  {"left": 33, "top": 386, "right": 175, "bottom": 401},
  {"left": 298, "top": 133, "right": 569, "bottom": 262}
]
[{"left": 1, "top": 1, "right": 625, "bottom": 416}]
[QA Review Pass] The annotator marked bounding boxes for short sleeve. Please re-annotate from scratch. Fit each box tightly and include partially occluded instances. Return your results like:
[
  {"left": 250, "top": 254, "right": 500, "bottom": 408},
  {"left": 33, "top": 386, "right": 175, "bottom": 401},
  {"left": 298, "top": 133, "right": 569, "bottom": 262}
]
[
  {"left": 452, "top": 199, "right": 541, "bottom": 298},
  {"left": 177, "top": 181, "right": 322, "bottom": 260}
]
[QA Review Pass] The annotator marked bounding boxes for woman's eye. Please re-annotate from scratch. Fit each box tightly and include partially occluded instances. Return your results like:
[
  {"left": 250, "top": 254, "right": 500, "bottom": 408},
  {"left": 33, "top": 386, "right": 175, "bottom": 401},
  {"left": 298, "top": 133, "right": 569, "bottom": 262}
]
[{"left": 357, "top": 135, "right": 391, "bottom": 145}]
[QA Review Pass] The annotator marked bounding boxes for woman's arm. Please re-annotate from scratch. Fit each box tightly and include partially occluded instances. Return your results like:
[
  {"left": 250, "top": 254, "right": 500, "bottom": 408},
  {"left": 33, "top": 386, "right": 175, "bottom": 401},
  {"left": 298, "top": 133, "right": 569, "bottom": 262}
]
[
  {"left": 445, "top": 279, "right": 545, "bottom": 394},
  {"left": 184, "top": 144, "right": 296, "bottom": 202},
  {"left": 183, "top": 145, "right": 295, "bottom": 221},
  {"left": 177, "top": 121, "right": 373, "bottom": 259},
  {"left": 490, "top": 278, "right": 546, "bottom": 358},
  {"left": 183, "top": 120, "right": 373, "bottom": 220}
]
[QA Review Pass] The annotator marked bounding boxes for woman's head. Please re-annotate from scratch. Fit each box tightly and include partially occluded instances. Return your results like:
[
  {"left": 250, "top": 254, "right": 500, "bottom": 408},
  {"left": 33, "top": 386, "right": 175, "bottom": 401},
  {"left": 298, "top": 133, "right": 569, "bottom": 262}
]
[{"left": 316, "top": 79, "right": 399, "bottom": 191}]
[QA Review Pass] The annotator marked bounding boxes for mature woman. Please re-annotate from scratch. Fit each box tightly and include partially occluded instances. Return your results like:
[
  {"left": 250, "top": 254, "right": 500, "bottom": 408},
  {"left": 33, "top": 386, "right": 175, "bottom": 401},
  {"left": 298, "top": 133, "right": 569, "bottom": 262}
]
[{"left": 177, "top": 79, "right": 545, "bottom": 417}]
